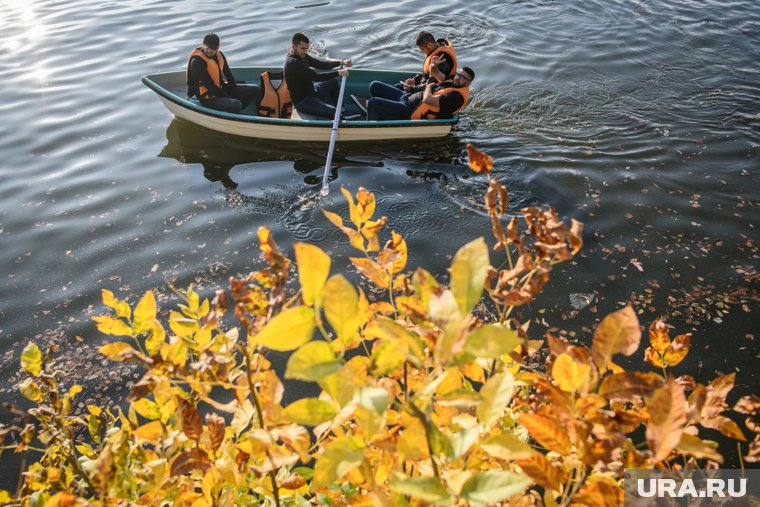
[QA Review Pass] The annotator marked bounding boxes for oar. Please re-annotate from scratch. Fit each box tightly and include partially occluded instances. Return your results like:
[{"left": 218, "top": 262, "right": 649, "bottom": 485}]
[{"left": 320, "top": 73, "right": 348, "bottom": 196}]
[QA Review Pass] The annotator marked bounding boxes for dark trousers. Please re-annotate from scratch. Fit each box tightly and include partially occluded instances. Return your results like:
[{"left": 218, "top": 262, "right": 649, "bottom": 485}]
[
  {"left": 366, "top": 80, "right": 413, "bottom": 121},
  {"left": 295, "top": 78, "right": 341, "bottom": 119},
  {"left": 201, "top": 84, "right": 260, "bottom": 114}
]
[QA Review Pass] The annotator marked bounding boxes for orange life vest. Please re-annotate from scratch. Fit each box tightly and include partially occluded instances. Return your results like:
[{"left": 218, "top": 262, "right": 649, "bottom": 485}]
[
  {"left": 258, "top": 71, "right": 293, "bottom": 118},
  {"left": 411, "top": 83, "right": 470, "bottom": 120},
  {"left": 186, "top": 48, "right": 227, "bottom": 99},
  {"left": 422, "top": 39, "right": 457, "bottom": 82}
]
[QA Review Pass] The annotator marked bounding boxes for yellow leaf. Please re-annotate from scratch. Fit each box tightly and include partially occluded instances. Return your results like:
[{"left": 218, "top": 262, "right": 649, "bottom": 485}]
[
  {"left": 648, "top": 319, "right": 671, "bottom": 354},
  {"left": 145, "top": 321, "right": 166, "bottom": 356},
  {"left": 102, "top": 288, "right": 131, "bottom": 319},
  {"left": 252, "top": 306, "right": 315, "bottom": 352},
  {"left": 294, "top": 242, "right": 331, "bottom": 307},
  {"left": 98, "top": 341, "right": 136, "bottom": 362},
  {"left": 132, "top": 420, "right": 163, "bottom": 443},
  {"left": 165, "top": 338, "right": 188, "bottom": 367},
  {"left": 282, "top": 398, "right": 337, "bottom": 426},
  {"left": 43, "top": 492, "right": 77, "bottom": 507},
  {"left": 132, "top": 398, "right": 160, "bottom": 420},
  {"left": 92, "top": 315, "right": 133, "bottom": 337},
  {"left": 285, "top": 341, "right": 342, "bottom": 381},
  {"left": 313, "top": 436, "right": 366, "bottom": 488},
  {"left": 465, "top": 324, "right": 522, "bottom": 359},
  {"left": 449, "top": 237, "right": 489, "bottom": 315},
  {"left": 481, "top": 433, "right": 534, "bottom": 460},
  {"left": 386, "top": 230, "right": 407, "bottom": 275},
  {"left": 202, "top": 467, "right": 221, "bottom": 503},
  {"left": 169, "top": 310, "right": 199, "bottom": 338},
  {"left": 371, "top": 340, "right": 407, "bottom": 376},
  {"left": 355, "top": 187, "right": 376, "bottom": 224},
  {"left": 0, "top": 490, "right": 14, "bottom": 503},
  {"left": 340, "top": 186, "right": 362, "bottom": 227},
  {"left": 591, "top": 305, "right": 641, "bottom": 370},
  {"left": 676, "top": 434, "right": 723, "bottom": 462},
  {"left": 552, "top": 353, "right": 591, "bottom": 393},
  {"left": 133, "top": 290, "right": 156, "bottom": 335},
  {"left": 20, "top": 342, "right": 42, "bottom": 376},
  {"left": 324, "top": 274, "right": 362, "bottom": 342},
  {"left": 360, "top": 217, "right": 386, "bottom": 252},
  {"left": 324, "top": 209, "right": 365, "bottom": 251},
  {"left": 477, "top": 372, "right": 515, "bottom": 426}
]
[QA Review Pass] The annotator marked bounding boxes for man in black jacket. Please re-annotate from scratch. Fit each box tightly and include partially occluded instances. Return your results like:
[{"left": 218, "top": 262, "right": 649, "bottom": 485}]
[
  {"left": 283, "top": 32, "right": 352, "bottom": 119},
  {"left": 187, "top": 33, "right": 260, "bottom": 113}
]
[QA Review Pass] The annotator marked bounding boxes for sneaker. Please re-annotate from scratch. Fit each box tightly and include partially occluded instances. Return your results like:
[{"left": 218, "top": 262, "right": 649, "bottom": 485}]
[
  {"left": 350, "top": 94, "right": 367, "bottom": 114},
  {"left": 342, "top": 113, "right": 362, "bottom": 121}
]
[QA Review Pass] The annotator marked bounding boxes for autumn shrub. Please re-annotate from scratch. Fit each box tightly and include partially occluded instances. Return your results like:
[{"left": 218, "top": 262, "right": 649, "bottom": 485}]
[{"left": 0, "top": 145, "right": 757, "bottom": 507}]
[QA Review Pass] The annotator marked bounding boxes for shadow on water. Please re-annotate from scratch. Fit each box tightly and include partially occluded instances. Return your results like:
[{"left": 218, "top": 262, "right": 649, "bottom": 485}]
[{"left": 158, "top": 118, "right": 467, "bottom": 188}]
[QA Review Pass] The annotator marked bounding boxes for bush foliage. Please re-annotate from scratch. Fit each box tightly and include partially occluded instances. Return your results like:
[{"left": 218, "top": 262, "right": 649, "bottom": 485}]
[{"left": 1, "top": 146, "right": 757, "bottom": 506}]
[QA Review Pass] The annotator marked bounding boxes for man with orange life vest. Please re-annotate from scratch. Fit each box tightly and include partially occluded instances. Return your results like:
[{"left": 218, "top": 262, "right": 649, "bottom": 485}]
[
  {"left": 283, "top": 32, "right": 352, "bottom": 120},
  {"left": 400, "top": 31, "right": 457, "bottom": 92},
  {"left": 187, "top": 33, "right": 260, "bottom": 114},
  {"left": 362, "top": 66, "right": 474, "bottom": 121}
]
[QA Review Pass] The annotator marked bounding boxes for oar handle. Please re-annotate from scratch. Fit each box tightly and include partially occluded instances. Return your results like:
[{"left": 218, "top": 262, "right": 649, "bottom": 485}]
[{"left": 320, "top": 74, "right": 348, "bottom": 196}]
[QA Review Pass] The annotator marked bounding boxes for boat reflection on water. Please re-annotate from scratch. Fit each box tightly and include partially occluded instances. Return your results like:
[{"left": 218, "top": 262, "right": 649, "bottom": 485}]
[{"left": 158, "top": 118, "right": 465, "bottom": 188}]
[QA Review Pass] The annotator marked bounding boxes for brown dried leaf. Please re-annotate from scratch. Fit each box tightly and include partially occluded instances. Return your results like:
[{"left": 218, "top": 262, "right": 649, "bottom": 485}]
[
  {"left": 646, "top": 377, "right": 687, "bottom": 461},
  {"left": 170, "top": 448, "right": 212, "bottom": 476},
  {"left": 735, "top": 394, "right": 760, "bottom": 415},
  {"left": 599, "top": 371, "right": 665, "bottom": 402},
  {"left": 591, "top": 305, "right": 641, "bottom": 370},
  {"left": 206, "top": 414, "right": 225, "bottom": 452}
]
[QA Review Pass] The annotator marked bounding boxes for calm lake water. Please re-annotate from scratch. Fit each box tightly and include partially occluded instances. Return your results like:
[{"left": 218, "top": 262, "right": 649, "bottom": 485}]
[{"left": 0, "top": 0, "right": 758, "bottom": 472}]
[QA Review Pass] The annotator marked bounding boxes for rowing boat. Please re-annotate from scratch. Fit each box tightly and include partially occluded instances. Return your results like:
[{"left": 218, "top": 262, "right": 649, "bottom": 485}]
[{"left": 142, "top": 67, "right": 459, "bottom": 142}]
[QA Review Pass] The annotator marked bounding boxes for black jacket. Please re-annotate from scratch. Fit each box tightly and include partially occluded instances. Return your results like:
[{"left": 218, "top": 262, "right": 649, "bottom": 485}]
[{"left": 283, "top": 52, "right": 341, "bottom": 104}]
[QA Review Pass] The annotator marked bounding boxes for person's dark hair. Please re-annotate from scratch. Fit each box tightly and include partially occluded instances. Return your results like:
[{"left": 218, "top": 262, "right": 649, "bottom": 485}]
[
  {"left": 462, "top": 66, "right": 475, "bottom": 81},
  {"left": 415, "top": 31, "right": 435, "bottom": 46},
  {"left": 292, "top": 32, "right": 310, "bottom": 45},
  {"left": 203, "top": 33, "right": 220, "bottom": 50}
]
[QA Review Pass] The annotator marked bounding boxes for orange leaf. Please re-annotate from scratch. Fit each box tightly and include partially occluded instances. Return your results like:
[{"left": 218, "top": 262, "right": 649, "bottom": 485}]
[
  {"left": 645, "top": 377, "right": 687, "bottom": 461},
  {"left": 132, "top": 420, "right": 163, "bottom": 443},
  {"left": 648, "top": 319, "right": 671, "bottom": 354},
  {"left": 351, "top": 257, "right": 390, "bottom": 289},
  {"left": 355, "top": 187, "right": 376, "bottom": 224},
  {"left": 598, "top": 371, "right": 664, "bottom": 402},
  {"left": 466, "top": 144, "right": 493, "bottom": 174},
  {"left": 177, "top": 397, "right": 202, "bottom": 441},
  {"left": 573, "top": 478, "right": 623, "bottom": 507},
  {"left": 591, "top": 305, "right": 641, "bottom": 370},
  {"left": 520, "top": 413, "right": 572, "bottom": 454},
  {"left": 516, "top": 452, "right": 565, "bottom": 491},
  {"left": 206, "top": 414, "right": 225, "bottom": 452}
]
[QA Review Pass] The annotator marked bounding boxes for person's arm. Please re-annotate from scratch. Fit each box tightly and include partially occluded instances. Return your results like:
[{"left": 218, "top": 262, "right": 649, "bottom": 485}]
[
  {"left": 306, "top": 53, "right": 342, "bottom": 70},
  {"left": 220, "top": 52, "right": 237, "bottom": 88},
  {"left": 428, "top": 55, "right": 448, "bottom": 84},
  {"left": 423, "top": 87, "right": 464, "bottom": 115},
  {"left": 190, "top": 57, "right": 228, "bottom": 97}
]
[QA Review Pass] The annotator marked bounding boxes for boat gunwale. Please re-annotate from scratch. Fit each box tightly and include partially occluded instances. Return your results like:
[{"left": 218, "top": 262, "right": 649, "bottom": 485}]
[{"left": 141, "top": 70, "right": 460, "bottom": 130}]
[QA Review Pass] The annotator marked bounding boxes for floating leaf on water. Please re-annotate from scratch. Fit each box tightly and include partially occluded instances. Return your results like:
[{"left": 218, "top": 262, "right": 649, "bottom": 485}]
[{"left": 569, "top": 293, "right": 594, "bottom": 310}]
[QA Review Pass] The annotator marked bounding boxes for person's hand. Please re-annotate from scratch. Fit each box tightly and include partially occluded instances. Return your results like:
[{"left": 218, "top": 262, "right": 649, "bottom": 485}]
[
  {"left": 404, "top": 77, "right": 416, "bottom": 86},
  {"left": 338, "top": 68, "right": 349, "bottom": 77},
  {"left": 341, "top": 59, "right": 353, "bottom": 68}
]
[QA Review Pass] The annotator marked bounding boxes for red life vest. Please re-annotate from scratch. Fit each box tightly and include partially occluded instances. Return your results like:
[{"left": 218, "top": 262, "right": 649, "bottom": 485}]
[
  {"left": 411, "top": 83, "right": 470, "bottom": 120},
  {"left": 422, "top": 39, "right": 457, "bottom": 82},
  {"left": 258, "top": 71, "right": 293, "bottom": 118},
  {"left": 186, "top": 48, "right": 227, "bottom": 99}
]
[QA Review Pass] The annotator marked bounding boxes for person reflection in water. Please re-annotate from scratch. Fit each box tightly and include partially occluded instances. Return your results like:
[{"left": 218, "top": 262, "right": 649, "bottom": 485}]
[
  {"left": 202, "top": 163, "right": 238, "bottom": 190},
  {"left": 186, "top": 33, "right": 260, "bottom": 114}
]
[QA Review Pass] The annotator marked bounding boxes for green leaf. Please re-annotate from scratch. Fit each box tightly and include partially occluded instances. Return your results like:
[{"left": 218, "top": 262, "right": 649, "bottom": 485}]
[
  {"left": 20, "top": 342, "right": 42, "bottom": 377},
  {"left": 253, "top": 306, "right": 315, "bottom": 352},
  {"left": 459, "top": 471, "right": 532, "bottom": 504},
  {"left": 449, "top": 237, "right": 489, "bottom": 315},
  {"left": 133, "top": 290, "right": 156, "bottom": 335},
  {"left": 294, "top": 243, "right": 331, "bottom": 307},
  {"left": 465, "top": 324, "right": 523, "bottom": 359},
  {"left": 390, "top": 471, "right": 455, "bottom": 506},
  {"left": 312, "top": 436, "right": 365, "bottom": 488},
  {"left": 285, "top": 341, "right": 342, "bottom": 381},
  {"left": 282, "top": 398, "right": 337, "bottom": 426},
  {"left": 323, "top": 274, "right": 362, "bottom": 342},
  {"left": 476, "top": 371, "right": 515, "bottom": 426},
  {"left": 480, "top": 433, "right": 534, "bottom": 460}
]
